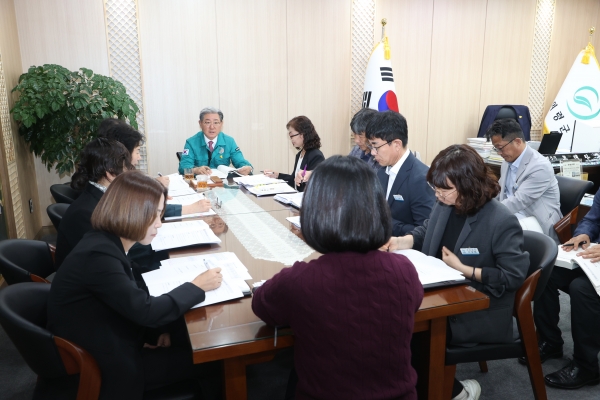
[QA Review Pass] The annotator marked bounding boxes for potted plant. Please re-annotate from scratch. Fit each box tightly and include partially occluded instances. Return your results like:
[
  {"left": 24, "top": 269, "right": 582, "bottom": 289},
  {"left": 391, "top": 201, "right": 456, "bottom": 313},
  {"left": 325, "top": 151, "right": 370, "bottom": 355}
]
[{"left": 10, "top": 64, "right": 139, "bottom": 174}]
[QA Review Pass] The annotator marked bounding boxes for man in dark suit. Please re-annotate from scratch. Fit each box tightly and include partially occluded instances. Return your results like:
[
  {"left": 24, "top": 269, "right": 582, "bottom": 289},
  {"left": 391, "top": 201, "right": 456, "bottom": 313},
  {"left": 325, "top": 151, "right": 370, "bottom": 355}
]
[
  {"left": 365, "top": 111, "right": 435, "bottom": 236},
  {"left": 529, "top": 189, "right": 600, "bottom": 389}
]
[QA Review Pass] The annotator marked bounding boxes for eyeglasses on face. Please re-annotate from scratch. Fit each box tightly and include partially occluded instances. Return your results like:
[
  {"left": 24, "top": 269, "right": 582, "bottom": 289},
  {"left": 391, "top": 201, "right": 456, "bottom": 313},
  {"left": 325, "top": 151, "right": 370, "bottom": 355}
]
[
  {"left": 289, "top": 133, "right": 301, "bottom": 139},
  {"left": 368, "top": 141, "right": 392, "bottom": 154},
  {"left": 493, "top": 137, "right": 516, "bottom": 153},
  {"left": 427, "top": 182, "right": 457, "bottom": 200}
]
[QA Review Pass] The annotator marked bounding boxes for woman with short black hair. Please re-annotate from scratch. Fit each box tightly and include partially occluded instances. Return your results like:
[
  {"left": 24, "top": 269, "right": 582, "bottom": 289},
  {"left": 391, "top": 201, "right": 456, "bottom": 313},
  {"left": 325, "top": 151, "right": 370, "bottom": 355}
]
[
  {"left": 385, "top": 144, "right": 530, "bottom": 400},
  {"left": 48, "top": 171, "right": 222, "bottom": 399},
  {"left": 253, "top": 155, "right": 423, "bottom": 399},
  {"left": 263, "top": 116, "right": 325, "bottom": 192}
]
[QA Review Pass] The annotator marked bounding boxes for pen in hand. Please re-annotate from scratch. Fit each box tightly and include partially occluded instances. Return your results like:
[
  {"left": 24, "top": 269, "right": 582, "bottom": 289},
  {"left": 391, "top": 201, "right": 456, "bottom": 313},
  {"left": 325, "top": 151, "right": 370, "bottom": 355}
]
[
  {"left": 302, "top": 165, "right": 307, "bottom": 178},
  {"left": 563, "top": 241, "right": 588, "bottom": 247},
  {"left": 157, "top": 172, "right": 163, "bottom": 177}
]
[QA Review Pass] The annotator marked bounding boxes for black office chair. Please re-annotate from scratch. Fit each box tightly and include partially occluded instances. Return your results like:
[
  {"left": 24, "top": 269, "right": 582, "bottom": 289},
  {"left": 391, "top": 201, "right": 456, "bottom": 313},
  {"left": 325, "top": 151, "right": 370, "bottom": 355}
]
[
  {"left": 0, "top": 239, "right": 55, "bottom": 284},
  {"left": 47, "top": 203, "right": 70, "bottom": 230},
  {"left": 444, "top": 230, "right": 558, "bottom": 400},
  {"left": 555, "top": 175, "right": 593, "bottom": 217},
  {"left": 50, "top": 183, "right": 81, "bottom": 204},
  {"left": 176, "top": 152, "right": 183, "bottom": 161},
  {"left": 0, "top": 283, "right": 102, "bottom": 399}
]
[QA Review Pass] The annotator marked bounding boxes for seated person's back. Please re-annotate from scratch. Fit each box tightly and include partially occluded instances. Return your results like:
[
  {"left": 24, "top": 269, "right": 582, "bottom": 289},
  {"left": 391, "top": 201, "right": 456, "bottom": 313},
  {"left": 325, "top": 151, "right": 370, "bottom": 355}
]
[{"left": 252, "top": 156, "right": 423, "bottom": 399}]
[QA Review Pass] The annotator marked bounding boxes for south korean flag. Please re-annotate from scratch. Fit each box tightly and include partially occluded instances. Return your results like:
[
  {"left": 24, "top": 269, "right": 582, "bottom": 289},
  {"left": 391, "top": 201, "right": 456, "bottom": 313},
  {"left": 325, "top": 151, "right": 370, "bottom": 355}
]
[{"left": 362, "top": 34, "right": 399, "bottom": 112}]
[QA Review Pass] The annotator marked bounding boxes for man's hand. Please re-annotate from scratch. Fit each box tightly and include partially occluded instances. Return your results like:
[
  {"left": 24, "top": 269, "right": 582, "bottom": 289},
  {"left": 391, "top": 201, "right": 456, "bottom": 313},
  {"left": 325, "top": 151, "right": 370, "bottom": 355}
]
[
  {"left": 380, "top": 235, "right": 414, "bottom": 252},
  {"left": 156, "top": 176, "right": 170, "bottom": 188},
  {"left": 192, "top": 268, "right": 222, "bottom": 291},
  {"left": 194, "top": 166, "right": 212, "bottom": 176},
  {"left": 563, "top": 234, "right": 591, "bottom": 252},
  {"left": 182, "top": 199, "right": 212, "bottom": 215},
  {"left": 577, "top": 245, "right": 600, "bottom": 262},
  {"left": 237, "top": 166, "right": 252, "bottom": 176}
]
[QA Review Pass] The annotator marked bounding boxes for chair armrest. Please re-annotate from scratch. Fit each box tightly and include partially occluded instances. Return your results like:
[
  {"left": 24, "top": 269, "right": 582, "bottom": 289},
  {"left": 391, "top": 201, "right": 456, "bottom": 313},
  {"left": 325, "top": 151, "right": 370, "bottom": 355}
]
[
  {"left": 554, "top": 207, "right": 579, "bottom": 244},
  {"left": 55, "top": 336, "right": 101, "bottom": 400}
]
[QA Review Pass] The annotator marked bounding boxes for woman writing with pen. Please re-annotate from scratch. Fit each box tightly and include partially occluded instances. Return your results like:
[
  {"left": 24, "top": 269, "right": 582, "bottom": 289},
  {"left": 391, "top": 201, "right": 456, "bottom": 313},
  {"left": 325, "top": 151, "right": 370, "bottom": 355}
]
[{"left": 264, "top": 116, "right": 324, "bottom": 192}]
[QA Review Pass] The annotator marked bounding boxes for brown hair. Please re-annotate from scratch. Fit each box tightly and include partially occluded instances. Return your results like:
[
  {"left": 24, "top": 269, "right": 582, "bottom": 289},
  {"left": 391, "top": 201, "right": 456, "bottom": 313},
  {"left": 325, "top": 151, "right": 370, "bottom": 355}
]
[
  {"left": 286, "top": 116, "right": 321, "bottom": 150},
  {"left": 427, "top": 144, "right": 500, "bottom": 215},
  {"left": 91, "top": 171, "right": 168, "bottom": 241}
]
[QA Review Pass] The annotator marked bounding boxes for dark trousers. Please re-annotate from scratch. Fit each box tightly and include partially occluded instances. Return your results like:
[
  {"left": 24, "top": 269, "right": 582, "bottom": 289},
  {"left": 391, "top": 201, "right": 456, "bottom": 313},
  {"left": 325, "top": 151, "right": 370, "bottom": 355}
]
[{"left": 533, "top": 267, "right": 600, "bottom": 372}]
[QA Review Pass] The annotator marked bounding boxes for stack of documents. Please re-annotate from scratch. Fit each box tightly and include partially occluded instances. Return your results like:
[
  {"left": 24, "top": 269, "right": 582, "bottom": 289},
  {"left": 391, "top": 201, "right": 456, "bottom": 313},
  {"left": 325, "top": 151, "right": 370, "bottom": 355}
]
[
  {"left": 286, "top": 216, "right": 301, "bottom": 228},
  {"left": 151, "top": 220, "right": 221, "bottom": 251},
  {"left": 230, "top": 175, "right": 297, "bottom": 196},
  {"left": 142, "top": 252, "right": 252, "bottom": 307},
  {"left": 233, "top": 175, "right": 285, "bottom": 187},
  {"left": 165, "top": 193, "right": 216, "bottom": 220},
  {"left": 393, "top": 249, "right": 466, "bottom": 287},
  {"left": 274, "top": 192, "right": 304, "bottom": 208},
  {"left": 466, "top": 137, "right": 494, "bottom": 159},
  {"left": 166, "top": 173, "right": 196, "bottom": 197}
]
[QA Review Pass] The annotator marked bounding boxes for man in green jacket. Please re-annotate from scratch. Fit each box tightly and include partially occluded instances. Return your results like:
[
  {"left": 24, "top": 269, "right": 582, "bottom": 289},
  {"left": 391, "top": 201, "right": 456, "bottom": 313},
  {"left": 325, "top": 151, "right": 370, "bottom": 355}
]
[{"left": 178, "top": 107, "right": 253, "bottom": 175}]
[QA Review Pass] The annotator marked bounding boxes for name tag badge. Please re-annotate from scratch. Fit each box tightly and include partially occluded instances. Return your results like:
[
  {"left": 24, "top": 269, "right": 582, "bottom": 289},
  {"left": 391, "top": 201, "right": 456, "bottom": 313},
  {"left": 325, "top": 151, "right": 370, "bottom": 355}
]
[
  {"left": 393, "top": 194, "right": 404, "bottom": 202},
  {"left": 460, "top": 248, "right": 480, "bottom": 256}
]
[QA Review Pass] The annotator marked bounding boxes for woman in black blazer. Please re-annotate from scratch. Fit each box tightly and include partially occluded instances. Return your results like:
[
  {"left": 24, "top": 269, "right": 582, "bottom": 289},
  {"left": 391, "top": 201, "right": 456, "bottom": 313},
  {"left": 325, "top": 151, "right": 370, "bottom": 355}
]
[
  {"left": 264, "top": 115, "right": 324, "bottom": 192},
  {"left": 47, "top": 171, "right": 223, "bottom": 399}
]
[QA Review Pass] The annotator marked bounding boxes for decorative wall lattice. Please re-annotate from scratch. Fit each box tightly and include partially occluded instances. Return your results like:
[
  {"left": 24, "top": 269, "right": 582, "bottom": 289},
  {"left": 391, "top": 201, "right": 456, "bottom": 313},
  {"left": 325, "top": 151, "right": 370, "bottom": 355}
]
[
  {"left": 351, "top": 0, "right": 376, "bottom": 145},
  {"left": 528, "top": 0, "right": 556, "bottom": 141},
  {"left": 103, "top": 0, "right": 147, "bottom": 172},
  {"left": 0, "top": 54, "right": 25, "bottom": 238}
]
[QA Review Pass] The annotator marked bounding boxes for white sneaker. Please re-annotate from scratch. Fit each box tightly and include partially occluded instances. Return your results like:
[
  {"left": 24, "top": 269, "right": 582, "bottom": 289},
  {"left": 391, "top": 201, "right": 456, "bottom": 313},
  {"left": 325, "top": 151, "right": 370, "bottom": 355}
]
[{"left": 455, "top": 379, "right": 481, "bottom": 400}]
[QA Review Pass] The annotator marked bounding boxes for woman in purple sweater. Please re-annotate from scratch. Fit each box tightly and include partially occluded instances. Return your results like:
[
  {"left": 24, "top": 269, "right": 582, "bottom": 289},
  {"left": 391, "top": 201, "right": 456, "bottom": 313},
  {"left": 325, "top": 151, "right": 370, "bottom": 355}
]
[{"left": 252, "top": 155, "right": 424, "bottom": 399}]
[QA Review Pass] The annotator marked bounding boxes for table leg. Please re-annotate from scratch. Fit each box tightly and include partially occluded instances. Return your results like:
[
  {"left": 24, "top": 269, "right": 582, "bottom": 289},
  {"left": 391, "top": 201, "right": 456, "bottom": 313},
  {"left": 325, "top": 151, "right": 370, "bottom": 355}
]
[
  {"left": 428, "top": 317, "right": 447, "bottom": 400},
  {"left": 222, "top": 351, "right": 278, "bottom": 400}
]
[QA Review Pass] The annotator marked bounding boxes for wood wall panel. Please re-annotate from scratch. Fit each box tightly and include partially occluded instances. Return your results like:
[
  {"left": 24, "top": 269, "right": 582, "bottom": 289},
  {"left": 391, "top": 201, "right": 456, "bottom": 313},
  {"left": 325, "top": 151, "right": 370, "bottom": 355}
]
[
  {"left": 426, "top": 0, "right": 487, "bottom": 162},
  {"left": 13, "top": 0, "right": 110, "bottom": 226},
  {"left": 375, "top": 0, "right": 434, "bottom": 159},
  {"left": 138, "top": 0, "right": 220, "bottom": 176},
  {"left": 215, "top": 0, "right": 288, "bottom": 175},
  {"left": 544, "top": 0, "right": 600, "bottom": 120},
  {"left": 0, "top": 0, "right": 42, "bottom": 238},
  {"left": 286, "top": 0, "right": 352, "bottom": 164},
  {"left": 478, "top": 0, "right": 537, "bottom": 117}
]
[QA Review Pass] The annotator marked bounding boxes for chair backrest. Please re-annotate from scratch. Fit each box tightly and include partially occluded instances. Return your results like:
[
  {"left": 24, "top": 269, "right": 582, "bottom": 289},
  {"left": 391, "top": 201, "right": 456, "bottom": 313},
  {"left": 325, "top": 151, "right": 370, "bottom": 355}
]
[
  {"left": 522, "top": 230, "right": 558, "bottom": 302},
  {"left": 50, "top": 184, "right": 81, "bottom": 204},
  {"left": 47, "top": 203, "right": 70, "bottom": 230},
  {"left": 555, "top": 175, "right": 593, "bottom": 216},
  {"left": 0, "top": 239, "right": 55, "bottom": 285},
  {"left": 176, "top": 151, "right": 182, "bottom": 161},
  {"left": 0, "top": 283, "right": 67, "bottom": 377}
]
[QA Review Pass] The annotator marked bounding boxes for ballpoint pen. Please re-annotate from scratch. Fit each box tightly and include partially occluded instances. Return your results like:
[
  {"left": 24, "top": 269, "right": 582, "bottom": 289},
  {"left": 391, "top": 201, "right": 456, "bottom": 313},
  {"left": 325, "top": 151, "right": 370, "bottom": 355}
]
[
  {"left": 157, "top": 172, "right": 163, "bottom": 177},
  {"left": 563, "top": 241, "right": 588, "bottom": 247}
]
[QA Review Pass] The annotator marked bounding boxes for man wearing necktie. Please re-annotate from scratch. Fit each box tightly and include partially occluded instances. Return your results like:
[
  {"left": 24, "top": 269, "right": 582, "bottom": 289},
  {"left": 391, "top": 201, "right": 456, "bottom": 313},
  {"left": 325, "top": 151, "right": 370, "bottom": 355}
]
[
  {"left": 486, "top": 118, "right": 561, "bottom": 243},
  {"left": 178, "top": 107, "right": 253, "bottom": 175}
]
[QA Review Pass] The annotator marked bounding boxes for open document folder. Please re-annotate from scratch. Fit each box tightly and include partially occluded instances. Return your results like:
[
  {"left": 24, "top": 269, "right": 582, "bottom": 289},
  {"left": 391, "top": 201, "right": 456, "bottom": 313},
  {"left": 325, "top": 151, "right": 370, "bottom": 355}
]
[
  {"left": 392, "top": 249, "right": 466, "bottom": 288},
  {"left": 142, "top": 252, "right": 252, "bottom": 307},
  {"left": 151, "top": 220, "right": 221, "bottom": 251}
]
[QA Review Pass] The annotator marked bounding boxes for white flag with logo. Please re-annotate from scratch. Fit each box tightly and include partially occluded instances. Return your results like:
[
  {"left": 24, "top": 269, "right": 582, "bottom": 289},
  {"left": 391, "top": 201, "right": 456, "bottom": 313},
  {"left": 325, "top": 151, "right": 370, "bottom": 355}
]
[
  {"left": 362, "top": 36, "right": 399, "bottom": 112},
  {"left": 543, "top": 43, "right": 600, "bottom": 147}
]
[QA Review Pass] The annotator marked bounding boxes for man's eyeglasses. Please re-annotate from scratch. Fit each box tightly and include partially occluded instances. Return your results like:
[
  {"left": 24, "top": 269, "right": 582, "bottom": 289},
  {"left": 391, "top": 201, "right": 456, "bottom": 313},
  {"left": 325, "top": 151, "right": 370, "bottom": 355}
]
[
  {"left": 368, "top": 141, "right": 391, "bottom": 154},
  {"left": 427, "top": 182, "right": 456, "bottom": 200},
  {"left": 493, "top": 138, "right": 516, "bottom": 153}
]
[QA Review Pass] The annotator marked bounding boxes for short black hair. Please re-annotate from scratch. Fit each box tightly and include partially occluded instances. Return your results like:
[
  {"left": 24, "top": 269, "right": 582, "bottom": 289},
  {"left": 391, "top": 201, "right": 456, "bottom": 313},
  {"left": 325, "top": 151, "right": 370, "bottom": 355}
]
[
  {"left": 485, "top": 118, "right": 524, "bottom": 141},
  {"left": 71, "top": 138, "right": 134, "bottom": 190},
  {"left": 97, "top": 118, "right": 145, "bottom": 154},
  {"left": 364, "top": 110, "right": 408, "bottom": 147},
  {"left": 350, "top": 108, "right": 378, "bottom": 135},
  {"left": 301, "top": 155, "right": 391, "bottom": 253}
]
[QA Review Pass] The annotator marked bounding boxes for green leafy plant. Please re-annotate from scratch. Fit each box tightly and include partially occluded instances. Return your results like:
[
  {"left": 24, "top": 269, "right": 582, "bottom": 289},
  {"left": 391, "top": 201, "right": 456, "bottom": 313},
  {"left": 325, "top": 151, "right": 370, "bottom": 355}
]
[{"left": 10, "top": 64, "right": 139, "bottom": 174}]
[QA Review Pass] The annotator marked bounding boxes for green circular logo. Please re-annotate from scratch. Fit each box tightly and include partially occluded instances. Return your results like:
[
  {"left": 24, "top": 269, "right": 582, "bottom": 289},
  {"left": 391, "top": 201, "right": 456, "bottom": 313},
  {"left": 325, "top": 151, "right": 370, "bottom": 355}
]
[{"left": 567, "top": 86, "right": 600, "bottom": 120}]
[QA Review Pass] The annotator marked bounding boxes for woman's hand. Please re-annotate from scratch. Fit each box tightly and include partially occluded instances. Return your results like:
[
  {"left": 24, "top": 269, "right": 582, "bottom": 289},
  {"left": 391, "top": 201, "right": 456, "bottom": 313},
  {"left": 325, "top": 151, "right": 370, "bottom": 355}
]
[
  {"left": 143, "top": 333, "right": 171, "bottom": 349},
  {"left": 156, "top": 176, "right": 170, "bottom": 188},
  {"left": 380, "top": 235, "right": 414, "bottom": 251},
  {"left": 294, "top": 170, "right": 312, "bottom": 186},
  {"left": 194, "top": 166, "right": 212, "bottom": 176},
  {"left": 182, "top": 199, "right": 212, "bottom": 215},
  {"left": 263, "top": 170, "right": 278, "bottom": 179},
  {"left": 441, "top": 246, "right": 464, "bottom": 270},
  {"left": 192, "top": 268, "right": 222, "bottom": 291}
]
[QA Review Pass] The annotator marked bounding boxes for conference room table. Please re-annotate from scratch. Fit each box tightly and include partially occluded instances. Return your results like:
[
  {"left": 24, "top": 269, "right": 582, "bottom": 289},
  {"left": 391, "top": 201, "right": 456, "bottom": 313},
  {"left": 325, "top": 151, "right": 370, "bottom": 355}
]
[{"left": 167, "top": 185, "right": 490, "bottom": 400}]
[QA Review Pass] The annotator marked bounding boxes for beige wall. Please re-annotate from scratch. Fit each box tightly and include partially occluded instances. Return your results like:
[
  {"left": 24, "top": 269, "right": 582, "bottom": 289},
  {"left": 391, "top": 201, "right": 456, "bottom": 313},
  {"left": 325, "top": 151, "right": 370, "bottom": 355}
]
[
  {"left": 3, "top": 0, "right": 600, "bottom": 234},
  {"left": 0, "top": 0, "right": 42, "bottom": 238}
]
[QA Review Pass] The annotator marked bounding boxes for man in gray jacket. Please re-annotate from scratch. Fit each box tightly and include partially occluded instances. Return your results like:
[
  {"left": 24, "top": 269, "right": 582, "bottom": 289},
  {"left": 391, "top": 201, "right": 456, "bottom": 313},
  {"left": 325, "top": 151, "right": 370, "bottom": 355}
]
[{"left": 486, "top": 119, "right": 562, "bottom": 243}]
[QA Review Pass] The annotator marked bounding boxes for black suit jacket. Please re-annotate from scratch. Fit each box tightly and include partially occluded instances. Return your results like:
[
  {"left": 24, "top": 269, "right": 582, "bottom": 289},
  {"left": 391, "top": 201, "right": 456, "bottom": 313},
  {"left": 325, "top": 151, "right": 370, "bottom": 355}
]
[
  {"left": 55, "top": 183, "right": 103, "bottom": 269},
  {"left": 47, "top": 231, "right": 205, "bottom": 399},
  {"left": 377, "top": 152, "right": 435, "bottom": 236},
  {"left": 279, "top": 148, "right": 325, "bottom": 192}
]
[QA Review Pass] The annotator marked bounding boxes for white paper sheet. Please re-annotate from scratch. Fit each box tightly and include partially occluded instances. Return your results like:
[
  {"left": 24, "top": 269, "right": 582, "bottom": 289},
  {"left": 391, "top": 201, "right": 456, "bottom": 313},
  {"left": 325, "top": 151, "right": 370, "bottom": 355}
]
[
  {"left": 393, "top": 249, "right": 466, "bottom": 286},
  {"left": 286, "top": 216, "right": 301, "bottom": 228},
  {"left": 151, "top": 220, "right": 221, "bottom": 251}
]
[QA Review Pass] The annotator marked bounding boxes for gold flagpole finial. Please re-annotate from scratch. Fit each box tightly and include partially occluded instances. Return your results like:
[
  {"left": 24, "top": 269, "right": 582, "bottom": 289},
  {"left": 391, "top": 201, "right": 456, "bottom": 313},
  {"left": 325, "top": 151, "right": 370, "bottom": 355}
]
[
  {"left": 582, "top": 27, "right": 597, "bottom": 65},
  {"left": 381, "top": 18, "right": 387, "bottom": 41},
  {"left": 590, "top": 27, "right": 596, "bottom": 40}
]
